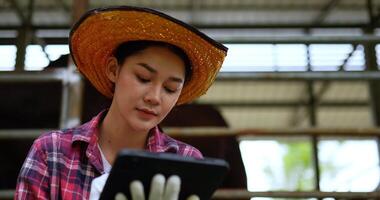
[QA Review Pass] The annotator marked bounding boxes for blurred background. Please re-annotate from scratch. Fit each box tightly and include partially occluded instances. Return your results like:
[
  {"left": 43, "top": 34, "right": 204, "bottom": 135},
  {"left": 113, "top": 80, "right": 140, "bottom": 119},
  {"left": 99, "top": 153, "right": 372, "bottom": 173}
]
[{"left": 1, "top": 0, "right": 380, "bottom": 199}]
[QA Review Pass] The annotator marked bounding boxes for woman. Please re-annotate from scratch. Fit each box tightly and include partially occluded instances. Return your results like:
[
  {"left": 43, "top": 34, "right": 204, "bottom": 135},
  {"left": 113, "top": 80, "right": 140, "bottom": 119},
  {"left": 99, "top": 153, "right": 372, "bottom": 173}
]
[{"left": 15, "top": 6, "right": 227, "bottom": 200}]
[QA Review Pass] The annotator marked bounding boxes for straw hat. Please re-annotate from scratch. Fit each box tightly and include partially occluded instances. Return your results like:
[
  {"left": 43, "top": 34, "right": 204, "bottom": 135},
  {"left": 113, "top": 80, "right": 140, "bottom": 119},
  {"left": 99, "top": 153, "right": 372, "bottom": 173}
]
[{"left": 69, "top": 6, "right": 227, "bottom": 105}]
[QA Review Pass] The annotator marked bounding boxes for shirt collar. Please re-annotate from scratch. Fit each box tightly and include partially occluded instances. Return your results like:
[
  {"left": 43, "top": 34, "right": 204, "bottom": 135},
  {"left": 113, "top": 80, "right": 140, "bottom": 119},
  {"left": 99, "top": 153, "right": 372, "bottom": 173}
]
[
  {"left": 71, "top": 110, "right": 107, "bottom": 143},
  {"left": 71, "top": 110, "right": 180, "bottom": 173},
  {"left": 71, "top": 110, "right": 107, "bottom": 174},
  {"left": 147, "top": 126, "right": 179, "bottom": 153}
]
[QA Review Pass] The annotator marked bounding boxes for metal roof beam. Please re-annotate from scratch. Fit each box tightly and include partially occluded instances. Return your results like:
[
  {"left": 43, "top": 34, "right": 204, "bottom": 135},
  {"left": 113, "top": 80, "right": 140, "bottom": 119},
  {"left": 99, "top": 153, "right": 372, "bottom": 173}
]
[
  {"left": 0, "top": 37, "right": 68, "bottom": 45},
  {"left": 217, "top": 71, "right": 380, "bottom": 81},
  {"left": 56, "top": 0, "right": 70, "bottom": 14},
  {"left": 4, "top": 3, "right": 369, "bottom": 11},
  {"left": 6, "top": 0, "right": 27, "bottom": 24},
  {"left": 1, "top": 35, "right": 380, "bottom": 45},
  {"left": 1, "top": 71, "right": 378, "bottom": 82},
  {"left": 197, "top": 101, "right": 369, "bottom": 108},
  {"left": 9, "top": 0, "right": 35, "bottom": 71},
  {"left": 220, "top": 35, "right": 380, "bottom": 44},
  {"left": 338, "top": 44, "right": 359, "bottom": 71},
  {"left": 298, "top": 44, "right": 361, "bottom": 126},
  {"left": 312, "top": 0, "right": 340, "bottom": 25},
  {"left": 0, "top": 23, "right": 376, "bottom": 30},
  {"left": 6, "top": 0, "right": 51, "bottom": 69}
]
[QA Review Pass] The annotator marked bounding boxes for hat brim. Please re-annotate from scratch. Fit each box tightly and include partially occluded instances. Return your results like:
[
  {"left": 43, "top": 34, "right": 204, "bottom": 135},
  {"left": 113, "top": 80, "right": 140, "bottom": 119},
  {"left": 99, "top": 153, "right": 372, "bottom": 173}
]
[{"left": 69, "top": 6, "right": 227, "bottom": 105}]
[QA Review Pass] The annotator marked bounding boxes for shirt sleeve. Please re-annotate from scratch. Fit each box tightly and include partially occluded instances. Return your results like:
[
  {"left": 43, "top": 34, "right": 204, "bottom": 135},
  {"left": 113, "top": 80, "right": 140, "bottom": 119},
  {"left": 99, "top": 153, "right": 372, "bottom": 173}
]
[
  {"left": 15, "top": 138, "right": 50, "bottom": 200},
  {"left": 188, "top": 147, "right": 203, "bottom": 159}
]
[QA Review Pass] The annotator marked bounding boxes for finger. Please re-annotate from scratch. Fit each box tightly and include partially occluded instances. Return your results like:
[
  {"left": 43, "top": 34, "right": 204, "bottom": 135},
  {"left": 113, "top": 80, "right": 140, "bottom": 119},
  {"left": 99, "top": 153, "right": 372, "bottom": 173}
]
[
  {"left": 115, "top": 193, "right": 128, "bottom": 200},
  {"left": 148, "top": 174, "right": 165, "bottom": 200},
  {"left": 130, "top": 180, "right": 145, "bottom": 200},
  {"left": 163, "top": 175, "right": 181, "bottom": 200},
  {"left": 186, "top": 195, "right": 200, "bottom": 200}
]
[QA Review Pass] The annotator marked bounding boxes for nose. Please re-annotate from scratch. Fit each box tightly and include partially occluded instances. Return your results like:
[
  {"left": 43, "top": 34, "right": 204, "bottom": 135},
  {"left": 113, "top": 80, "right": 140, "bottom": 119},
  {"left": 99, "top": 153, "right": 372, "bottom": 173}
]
[{"left": 143, "top": 85, "right": 161, "bottom": 105}]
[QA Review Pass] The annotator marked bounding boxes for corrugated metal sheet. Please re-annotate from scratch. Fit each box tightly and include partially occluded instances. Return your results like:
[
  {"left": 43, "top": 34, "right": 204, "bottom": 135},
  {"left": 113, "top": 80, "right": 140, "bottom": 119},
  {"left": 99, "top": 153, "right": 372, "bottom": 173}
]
[
  {"left": 0, "top": 0, "right": 377, "bottom": 129},
  {"left": 0, "top": 0, "right": 377, "bottom": 26},
  {"left": 198, "top": 80, "right": 371, "bottom": 129}
]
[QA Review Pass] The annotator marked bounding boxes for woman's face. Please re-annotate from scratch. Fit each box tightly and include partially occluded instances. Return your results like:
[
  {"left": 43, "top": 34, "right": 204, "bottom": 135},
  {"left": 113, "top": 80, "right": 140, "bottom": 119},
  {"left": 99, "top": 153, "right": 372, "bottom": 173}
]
[{"left": 108, "top": 46, "right": 185, "bottom": 132}]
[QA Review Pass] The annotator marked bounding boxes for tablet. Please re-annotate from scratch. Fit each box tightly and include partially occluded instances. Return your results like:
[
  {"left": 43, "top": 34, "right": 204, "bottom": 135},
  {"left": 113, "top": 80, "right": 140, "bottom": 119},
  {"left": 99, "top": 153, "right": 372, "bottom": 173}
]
[{"left": 99, "top": 149, "right": 229, "bottom": 200}]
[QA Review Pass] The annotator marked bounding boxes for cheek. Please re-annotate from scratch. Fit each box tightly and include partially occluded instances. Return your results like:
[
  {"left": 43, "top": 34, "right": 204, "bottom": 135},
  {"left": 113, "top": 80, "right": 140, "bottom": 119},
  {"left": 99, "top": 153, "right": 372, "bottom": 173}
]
[
  {"left": 162, "top": 93, "right": 181, "bottom": 112},
  {"left": 116, "top": 75, "right": 139, "bottom": 94}
]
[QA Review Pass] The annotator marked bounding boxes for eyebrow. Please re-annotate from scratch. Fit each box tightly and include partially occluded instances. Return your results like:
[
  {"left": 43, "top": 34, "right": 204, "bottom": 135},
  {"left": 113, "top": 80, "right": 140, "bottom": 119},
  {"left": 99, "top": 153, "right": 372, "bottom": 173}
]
[
  {"left": 138, "top": 63, "right": 156, "bottom": 73},
  {"left": 137, "top": 63, "right": 184, "bottom": 83}
]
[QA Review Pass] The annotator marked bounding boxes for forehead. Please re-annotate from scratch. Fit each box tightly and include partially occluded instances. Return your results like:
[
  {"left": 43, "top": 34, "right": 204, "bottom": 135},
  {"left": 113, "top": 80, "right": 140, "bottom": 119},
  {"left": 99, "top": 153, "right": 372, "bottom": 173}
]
[{"left": 124, "top": 46, "right": 186, "bottom": 75}]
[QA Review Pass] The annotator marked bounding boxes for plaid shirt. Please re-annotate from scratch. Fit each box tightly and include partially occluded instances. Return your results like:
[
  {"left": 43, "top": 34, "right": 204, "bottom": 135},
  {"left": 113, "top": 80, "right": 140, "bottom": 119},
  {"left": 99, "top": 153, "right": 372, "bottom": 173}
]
[{"left": 15, "top": 110, "right": 202, "bottom": 200}]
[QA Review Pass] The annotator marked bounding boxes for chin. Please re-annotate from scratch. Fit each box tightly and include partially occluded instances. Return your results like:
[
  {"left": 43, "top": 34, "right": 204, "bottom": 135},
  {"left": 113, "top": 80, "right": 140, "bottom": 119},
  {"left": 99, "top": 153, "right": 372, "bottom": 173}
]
[{"left": 132, "top": 121, "right": 157, "bottom": 133}]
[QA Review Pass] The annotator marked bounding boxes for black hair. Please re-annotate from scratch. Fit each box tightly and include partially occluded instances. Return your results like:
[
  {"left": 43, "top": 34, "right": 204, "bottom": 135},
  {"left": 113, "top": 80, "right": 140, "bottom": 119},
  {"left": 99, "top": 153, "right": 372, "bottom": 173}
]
[{"left": 113, "top": 40, "right": 192, "bottom": 83}]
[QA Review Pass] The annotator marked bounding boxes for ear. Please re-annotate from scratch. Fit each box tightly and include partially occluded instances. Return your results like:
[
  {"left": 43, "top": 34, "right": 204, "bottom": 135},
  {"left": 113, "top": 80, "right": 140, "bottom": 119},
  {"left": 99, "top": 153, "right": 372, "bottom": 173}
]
[{"left": 105, "top": 57, "right": 120, "bottom": 83}]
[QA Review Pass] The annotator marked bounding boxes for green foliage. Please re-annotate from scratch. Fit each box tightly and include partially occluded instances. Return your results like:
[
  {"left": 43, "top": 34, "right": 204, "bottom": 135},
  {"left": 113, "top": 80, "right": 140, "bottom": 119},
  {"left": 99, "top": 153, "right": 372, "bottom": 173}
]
[
  {"left": 281, "top": 141, "right": 314, "bottom": 190},
  {"left": 262, "top": 140, "right": 315, "bottom": 192}
]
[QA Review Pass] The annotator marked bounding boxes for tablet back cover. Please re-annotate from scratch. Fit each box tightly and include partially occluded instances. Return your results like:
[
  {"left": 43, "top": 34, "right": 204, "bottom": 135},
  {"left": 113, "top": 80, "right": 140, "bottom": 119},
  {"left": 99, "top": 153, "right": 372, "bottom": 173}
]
[{"left": 99, "top": 150, "right": 229, "bottom": 200}]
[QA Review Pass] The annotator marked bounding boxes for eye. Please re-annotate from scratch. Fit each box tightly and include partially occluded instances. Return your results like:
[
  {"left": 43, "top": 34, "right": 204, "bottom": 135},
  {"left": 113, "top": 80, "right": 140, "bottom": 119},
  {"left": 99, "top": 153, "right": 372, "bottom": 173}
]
[
  {"left": 136, "top": 75, "right": 150, "bottom": 83},
  {"left": 164, "top": 87, "right": 176, "bottom": 94}
]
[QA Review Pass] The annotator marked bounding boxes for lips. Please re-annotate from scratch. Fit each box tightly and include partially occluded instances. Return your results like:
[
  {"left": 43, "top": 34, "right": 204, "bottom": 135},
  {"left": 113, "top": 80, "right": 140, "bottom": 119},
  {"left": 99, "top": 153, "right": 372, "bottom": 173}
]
[{"left": 136, "top": 108, "right": 158, "bottom": 116}]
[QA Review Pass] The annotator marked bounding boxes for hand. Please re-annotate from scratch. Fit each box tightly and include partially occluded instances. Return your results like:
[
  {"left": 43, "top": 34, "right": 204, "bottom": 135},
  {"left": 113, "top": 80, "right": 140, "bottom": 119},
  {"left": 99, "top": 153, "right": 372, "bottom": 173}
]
[{"left": 114, "top": 174, "right": 199, "bottom": 200}]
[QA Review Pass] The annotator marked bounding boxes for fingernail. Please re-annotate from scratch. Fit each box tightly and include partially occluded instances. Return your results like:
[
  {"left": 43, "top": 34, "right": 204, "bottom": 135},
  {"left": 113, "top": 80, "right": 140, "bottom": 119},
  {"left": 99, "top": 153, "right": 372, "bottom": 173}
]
[{"left": 115, "top": 192, "right": 128, "bottom": 200}]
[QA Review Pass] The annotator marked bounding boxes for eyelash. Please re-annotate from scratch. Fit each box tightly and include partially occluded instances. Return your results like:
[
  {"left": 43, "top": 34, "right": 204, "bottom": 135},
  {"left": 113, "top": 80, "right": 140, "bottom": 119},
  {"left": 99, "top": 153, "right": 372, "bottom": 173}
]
[
  {"left": 137, "top": 75, "right": 176, "bottom": 94},
  {"left": 137, "top": 75, "right": 150, "bottom": 83},
  {"left": 164, "top": 88, "right": 176, "bottom": 94}
]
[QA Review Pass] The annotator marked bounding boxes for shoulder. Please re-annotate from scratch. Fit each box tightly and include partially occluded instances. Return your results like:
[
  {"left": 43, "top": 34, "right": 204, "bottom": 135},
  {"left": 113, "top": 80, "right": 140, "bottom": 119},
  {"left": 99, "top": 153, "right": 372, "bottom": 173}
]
[
  {"left": 31, "top": 128, "right": 75, "bottom": 154},
  {"left": 17, "top": 129, "right": 72, "bottom": 178},
  {"left": 34, "top": 115, "right": 99, "bottom": 148}
]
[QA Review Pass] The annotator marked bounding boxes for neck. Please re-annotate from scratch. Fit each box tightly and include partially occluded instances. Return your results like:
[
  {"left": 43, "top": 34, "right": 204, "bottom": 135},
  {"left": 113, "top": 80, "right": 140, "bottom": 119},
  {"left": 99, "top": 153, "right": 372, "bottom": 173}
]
[{"left": 98, "top": 104, "right": 149, "bottom": 164}]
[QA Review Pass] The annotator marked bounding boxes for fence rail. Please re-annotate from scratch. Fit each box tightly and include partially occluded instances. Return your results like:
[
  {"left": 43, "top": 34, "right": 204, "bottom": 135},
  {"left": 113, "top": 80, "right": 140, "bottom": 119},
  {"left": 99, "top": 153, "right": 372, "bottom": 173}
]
[
  {"left": 1, "top": 189, "right": 379, "bottom": 199},
  {"left": 1, "top": 128, "right": 380, "bottom": 139}
]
